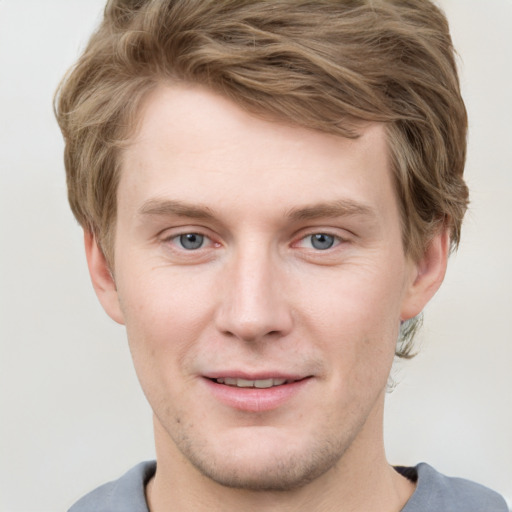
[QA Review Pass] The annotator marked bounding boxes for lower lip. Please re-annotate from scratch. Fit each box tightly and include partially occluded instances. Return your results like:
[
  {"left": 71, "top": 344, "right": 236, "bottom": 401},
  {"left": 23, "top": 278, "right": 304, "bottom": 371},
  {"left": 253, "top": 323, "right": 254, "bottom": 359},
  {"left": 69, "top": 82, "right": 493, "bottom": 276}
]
[{"left": 203, "top": 378, "right": 310, "bottom": 412}]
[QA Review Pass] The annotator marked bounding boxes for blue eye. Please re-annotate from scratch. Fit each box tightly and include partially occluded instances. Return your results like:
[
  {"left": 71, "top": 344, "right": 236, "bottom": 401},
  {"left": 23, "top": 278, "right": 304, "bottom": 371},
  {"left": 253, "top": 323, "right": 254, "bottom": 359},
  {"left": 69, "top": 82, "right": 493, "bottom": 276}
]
[
  {"left": 178, "top": 233, "right": 205, "bottom": 250},
  {"left": 309, "top": 233, "right": 335, "bottom": 250}
]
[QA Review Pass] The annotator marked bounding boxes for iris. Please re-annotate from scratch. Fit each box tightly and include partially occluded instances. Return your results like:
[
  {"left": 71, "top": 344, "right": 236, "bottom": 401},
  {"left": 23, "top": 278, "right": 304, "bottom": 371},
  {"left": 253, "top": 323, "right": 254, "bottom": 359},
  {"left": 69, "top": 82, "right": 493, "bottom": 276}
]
[
  {"left": 310, "top": 233, "right": 335, "bottom": 250},
  {"left": 179, "top": 233, "right": 204, "bottom": 250}
]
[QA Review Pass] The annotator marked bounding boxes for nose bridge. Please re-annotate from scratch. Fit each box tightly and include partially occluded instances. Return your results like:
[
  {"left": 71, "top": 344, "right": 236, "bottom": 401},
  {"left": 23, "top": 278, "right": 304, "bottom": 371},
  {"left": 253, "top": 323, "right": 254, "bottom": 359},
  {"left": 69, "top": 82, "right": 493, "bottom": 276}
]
[{"left": 215, "top": 239, "right": 292, "bottom": 342}]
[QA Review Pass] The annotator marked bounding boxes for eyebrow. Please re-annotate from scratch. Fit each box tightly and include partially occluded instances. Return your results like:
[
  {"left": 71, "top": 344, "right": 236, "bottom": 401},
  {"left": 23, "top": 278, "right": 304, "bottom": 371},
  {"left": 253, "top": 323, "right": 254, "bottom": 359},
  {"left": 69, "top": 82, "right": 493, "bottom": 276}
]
[
  {"left": 286, "top": 199, "right": 377, "bottom": 222},
  {"left": 138, "top": 199, "right": 216, "bottom": 220},
  {"left": 138, "top": 198, "right": 377, "bottom": 223}
]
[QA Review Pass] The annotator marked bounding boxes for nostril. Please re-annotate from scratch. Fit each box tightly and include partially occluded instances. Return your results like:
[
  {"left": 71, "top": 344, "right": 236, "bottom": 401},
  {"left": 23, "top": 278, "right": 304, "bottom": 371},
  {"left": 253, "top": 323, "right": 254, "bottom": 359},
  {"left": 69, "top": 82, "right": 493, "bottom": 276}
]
[{"left": 214, "top": 293, "right": 294, "bottom": 342}]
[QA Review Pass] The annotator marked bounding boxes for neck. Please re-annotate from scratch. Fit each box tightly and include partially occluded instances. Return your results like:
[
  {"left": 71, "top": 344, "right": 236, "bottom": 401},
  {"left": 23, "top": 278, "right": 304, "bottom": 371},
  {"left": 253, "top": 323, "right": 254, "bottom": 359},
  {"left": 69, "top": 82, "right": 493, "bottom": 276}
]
[{"left": 146, "top": 396, "right": 415, "bottom": 512}]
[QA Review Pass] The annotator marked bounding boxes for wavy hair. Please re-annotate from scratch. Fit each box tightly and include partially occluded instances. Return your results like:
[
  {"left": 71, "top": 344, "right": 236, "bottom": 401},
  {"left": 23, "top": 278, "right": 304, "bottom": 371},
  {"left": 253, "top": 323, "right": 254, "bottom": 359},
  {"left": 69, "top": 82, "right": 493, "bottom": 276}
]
[{"left": 55, "top": 0, "right": 468, "bottom": 357}]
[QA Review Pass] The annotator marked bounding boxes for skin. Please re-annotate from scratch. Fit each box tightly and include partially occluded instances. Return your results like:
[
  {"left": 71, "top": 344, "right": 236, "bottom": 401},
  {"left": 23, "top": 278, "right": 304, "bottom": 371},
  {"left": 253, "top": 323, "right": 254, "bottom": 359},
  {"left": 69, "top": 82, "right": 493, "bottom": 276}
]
[{"left": 86, "top": 83, "right": 449, "bottom": 512}]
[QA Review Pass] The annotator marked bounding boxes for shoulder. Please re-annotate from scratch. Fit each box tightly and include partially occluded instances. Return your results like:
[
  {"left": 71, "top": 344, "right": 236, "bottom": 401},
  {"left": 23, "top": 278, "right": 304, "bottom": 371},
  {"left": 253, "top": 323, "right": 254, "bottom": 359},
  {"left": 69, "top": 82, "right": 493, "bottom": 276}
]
[
  {"left": 67, "top": 461, "right": 156, "bottom": 512},
  {"left": 397, "top": 463, "right": 509, "bottom": 512}
]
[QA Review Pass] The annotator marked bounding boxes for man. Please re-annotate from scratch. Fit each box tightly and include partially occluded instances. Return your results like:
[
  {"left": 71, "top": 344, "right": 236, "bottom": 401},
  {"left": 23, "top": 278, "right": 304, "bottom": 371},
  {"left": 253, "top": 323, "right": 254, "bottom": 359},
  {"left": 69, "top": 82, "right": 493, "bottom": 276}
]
[{"left": 55, "top": 1, "right": 508, "bottom": 511}]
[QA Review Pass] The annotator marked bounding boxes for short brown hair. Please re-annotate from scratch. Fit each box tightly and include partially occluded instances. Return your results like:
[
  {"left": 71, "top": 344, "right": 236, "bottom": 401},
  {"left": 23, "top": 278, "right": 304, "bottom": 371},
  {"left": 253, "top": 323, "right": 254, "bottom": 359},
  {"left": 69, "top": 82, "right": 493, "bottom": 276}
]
[{"left": 55, "top": 0, "right": 468, "bottom": 357}]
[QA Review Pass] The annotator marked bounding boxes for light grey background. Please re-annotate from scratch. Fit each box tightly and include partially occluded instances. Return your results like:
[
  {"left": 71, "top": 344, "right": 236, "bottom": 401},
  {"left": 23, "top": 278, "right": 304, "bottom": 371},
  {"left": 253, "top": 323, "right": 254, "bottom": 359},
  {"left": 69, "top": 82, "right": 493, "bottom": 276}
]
[{"left": 0, "top": 1, "right": 510, "bottom": 510}]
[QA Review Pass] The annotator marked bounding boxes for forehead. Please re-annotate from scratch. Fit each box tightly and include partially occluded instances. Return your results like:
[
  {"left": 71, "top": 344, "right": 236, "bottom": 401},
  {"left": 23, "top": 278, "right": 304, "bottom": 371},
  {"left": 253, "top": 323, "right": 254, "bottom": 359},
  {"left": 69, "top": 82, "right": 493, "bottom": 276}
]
[{"left": 119, "top": 83, "right": 397, "bottom": 227}]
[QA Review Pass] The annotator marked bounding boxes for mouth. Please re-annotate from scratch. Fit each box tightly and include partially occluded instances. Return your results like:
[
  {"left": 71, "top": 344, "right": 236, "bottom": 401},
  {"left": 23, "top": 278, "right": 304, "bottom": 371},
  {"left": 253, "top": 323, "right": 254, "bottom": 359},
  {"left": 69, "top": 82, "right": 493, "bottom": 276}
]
[
  {"left": 204, "top": 374, "right": 310, "bottom": 411},
  {"left": 211, "top": 377, "right": 296, "bottom": 389}
]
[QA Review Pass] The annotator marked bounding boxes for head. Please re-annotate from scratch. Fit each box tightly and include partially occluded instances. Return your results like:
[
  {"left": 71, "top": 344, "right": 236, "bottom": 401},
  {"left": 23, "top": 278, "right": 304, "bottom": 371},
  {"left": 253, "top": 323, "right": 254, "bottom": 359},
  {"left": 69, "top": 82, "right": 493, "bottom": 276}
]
[
  {"left": 55, "top": 0, "right": 467, "bottom": 497},
  {"left": 55, "top": 0, "right": 468, "bottom": 358}
]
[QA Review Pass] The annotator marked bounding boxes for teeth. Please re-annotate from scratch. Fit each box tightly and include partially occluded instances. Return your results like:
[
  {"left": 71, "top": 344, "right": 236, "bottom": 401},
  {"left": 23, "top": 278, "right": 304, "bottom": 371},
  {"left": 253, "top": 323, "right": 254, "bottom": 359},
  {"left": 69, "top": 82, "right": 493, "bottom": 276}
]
[
  {"left": 254, "top": 379, "right": 274, "bottom": 388},
  {"left": 215, "top": 377, "right": 288, "bottom": 388}
]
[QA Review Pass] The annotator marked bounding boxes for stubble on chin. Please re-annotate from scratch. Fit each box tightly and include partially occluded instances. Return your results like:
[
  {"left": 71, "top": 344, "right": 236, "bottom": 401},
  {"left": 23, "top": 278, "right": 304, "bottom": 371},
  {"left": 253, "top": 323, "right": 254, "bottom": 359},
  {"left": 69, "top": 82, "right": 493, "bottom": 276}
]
[{"left": 162, "top": 413, "right": 362, "bottom": 493}]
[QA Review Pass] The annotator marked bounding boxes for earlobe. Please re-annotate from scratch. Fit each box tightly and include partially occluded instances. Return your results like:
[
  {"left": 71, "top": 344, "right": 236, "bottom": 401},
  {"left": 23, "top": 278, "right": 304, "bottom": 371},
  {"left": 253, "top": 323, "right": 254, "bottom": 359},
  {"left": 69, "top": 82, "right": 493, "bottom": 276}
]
[
  {"left": 400, "top": 229, "right": 450, "bottom": 322},
  {"left": 83, "top": 230, "right": 125, "bottom": 325}
]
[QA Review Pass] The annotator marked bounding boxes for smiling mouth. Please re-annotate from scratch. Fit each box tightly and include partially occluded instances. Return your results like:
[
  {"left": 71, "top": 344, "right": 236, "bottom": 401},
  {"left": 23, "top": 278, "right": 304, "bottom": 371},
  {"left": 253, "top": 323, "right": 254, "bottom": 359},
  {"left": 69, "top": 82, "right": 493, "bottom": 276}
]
[
  {"left": 206, "top": 376, "right": 311, "bottom": 411},
  {"left": 211, "top": 377, "right": 301, "bottom": 389}
]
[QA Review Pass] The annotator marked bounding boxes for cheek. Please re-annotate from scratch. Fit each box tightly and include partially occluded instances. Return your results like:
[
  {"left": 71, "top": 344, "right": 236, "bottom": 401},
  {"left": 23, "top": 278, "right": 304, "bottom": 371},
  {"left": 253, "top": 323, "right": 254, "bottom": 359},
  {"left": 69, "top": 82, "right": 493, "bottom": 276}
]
[
  {"left": 302, "top": 261, "right": 404, "bottom": 332},
  {"left": 116, "top": 265, "right": 217, "bottom": 380},
  {"left": 297, "top": 262, "right": 404, "bottom": 376}
]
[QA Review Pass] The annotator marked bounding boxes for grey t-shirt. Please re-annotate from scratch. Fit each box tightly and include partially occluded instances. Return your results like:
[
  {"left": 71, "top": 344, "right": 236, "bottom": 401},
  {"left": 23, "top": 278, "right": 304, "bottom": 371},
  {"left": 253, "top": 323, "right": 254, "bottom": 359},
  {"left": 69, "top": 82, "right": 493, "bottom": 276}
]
[{"left": 68, "top": 460, "right": 508, "bottom": 512}]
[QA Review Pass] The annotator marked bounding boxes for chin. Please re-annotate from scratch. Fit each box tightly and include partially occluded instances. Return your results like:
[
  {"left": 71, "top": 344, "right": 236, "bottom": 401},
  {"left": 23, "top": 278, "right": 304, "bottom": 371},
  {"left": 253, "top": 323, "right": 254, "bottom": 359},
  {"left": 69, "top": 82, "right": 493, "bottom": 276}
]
[{"left": 175, "top": 426, "right": 349, "bottom": 492}]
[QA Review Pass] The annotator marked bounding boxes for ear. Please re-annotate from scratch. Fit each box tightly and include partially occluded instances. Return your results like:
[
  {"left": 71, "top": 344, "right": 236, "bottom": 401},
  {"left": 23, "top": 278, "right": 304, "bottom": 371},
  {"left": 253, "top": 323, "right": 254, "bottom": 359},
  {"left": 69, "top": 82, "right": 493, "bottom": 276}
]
[
  {"left": 83, "top": 230, "right": 125, "bottom": 325},
  {"left": 400, "top": 229, "right": 450, "bottom": 321}
]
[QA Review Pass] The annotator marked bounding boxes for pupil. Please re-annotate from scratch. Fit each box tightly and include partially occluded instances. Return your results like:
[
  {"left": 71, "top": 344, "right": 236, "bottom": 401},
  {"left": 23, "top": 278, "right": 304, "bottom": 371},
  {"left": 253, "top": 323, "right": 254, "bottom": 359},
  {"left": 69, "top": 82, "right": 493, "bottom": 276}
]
[
  {"left": 180, "top": 233, "right": 204, "bottom": 250},
  {"left": 311, "top": 233, "right": 334, "bottom": 250}
]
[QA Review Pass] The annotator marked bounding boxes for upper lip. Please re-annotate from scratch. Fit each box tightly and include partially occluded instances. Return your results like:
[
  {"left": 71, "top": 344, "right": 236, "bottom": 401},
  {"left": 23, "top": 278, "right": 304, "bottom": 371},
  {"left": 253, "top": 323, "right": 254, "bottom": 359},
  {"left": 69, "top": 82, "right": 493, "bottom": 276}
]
[{"left": 203, "top": 371, "right": 309, "bottom": 381}]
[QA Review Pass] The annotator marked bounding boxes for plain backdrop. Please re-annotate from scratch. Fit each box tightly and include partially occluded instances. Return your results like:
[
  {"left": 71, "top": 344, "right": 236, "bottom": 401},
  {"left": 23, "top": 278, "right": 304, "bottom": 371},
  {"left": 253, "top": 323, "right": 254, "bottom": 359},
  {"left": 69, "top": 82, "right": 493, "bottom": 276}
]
[{"left": 0, "top": 1, "right": 511, "bottom": 510}]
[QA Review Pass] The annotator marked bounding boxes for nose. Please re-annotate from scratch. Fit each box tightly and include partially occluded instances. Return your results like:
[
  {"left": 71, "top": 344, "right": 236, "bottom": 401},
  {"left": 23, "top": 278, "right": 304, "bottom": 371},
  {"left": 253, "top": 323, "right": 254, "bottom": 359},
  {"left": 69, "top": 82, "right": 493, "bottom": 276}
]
[{"left": 214, "top": 244, "right": 293, "bottom": 343}]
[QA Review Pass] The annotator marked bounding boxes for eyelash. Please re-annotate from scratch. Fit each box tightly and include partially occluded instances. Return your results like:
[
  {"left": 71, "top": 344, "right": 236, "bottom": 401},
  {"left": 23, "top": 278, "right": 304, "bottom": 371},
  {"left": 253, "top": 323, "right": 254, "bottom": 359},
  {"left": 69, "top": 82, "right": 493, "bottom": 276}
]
[
  {"left": 162, "top": 230, "right": 345, "bottom": 253},
  {"left": 294, "top": 232, "right": 343, "bottom": 251},
  {"left": 163, "top": 232, "right": 217, "bottom": 251}
]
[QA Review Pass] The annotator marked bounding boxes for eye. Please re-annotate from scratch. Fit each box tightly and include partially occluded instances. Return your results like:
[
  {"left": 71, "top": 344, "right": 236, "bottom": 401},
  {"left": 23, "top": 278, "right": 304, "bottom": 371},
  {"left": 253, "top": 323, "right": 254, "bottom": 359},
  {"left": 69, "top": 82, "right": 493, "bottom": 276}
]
[
  {"left": 301, "top": 233, "right": 339, "bottom": 251},
  {"left": 309, "top": 233, "right": 336, "bottom": 250},
  {"left": 160, "top": 230, "right": 221, "bottom": 262},
  {"left": 176, "top": 233, "right": 206, "bottom": 250}
]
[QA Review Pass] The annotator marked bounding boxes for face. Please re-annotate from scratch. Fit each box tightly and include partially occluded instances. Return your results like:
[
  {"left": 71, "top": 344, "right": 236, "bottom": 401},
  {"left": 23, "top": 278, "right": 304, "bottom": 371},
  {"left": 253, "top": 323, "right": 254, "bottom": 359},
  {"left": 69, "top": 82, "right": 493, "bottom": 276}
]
[{"left": 88, "top": 84, "right": 445, "bottom": 492}]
